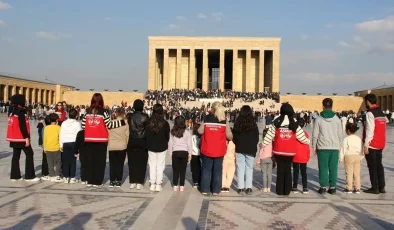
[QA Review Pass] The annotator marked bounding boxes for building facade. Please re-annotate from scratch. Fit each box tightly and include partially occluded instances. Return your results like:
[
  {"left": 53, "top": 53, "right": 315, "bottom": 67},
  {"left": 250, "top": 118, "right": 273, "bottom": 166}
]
[
  {"left": 0, "top": 75, "right": 74, "bottom": 104},
  {"left": 148, "top": 36, "right": 281, "bottom": 92},
  {"left": 354, "top": 84, "right": 394, "bottom": 111}
]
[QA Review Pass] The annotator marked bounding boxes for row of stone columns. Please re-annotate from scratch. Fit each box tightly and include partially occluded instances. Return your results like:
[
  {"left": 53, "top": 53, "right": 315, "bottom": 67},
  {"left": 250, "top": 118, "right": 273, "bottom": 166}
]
[
  {"left": 149, "top": 48, "right": 278, "bottom": 92},
  {"left": 0, "top": 84, "right": 55, "bottom": 105}
]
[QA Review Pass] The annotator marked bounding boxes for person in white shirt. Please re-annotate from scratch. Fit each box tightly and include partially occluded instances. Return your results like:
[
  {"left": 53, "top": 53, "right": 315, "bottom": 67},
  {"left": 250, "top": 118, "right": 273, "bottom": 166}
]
[
  {"left": 60, "top": 109, "right": 82, "bottom": 183},
  {"left": 339, "top": 118, "right": 364, "bottom": 194}
]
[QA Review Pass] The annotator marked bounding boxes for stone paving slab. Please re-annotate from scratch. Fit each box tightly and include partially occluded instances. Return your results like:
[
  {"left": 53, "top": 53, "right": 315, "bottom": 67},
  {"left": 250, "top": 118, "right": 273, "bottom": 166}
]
[{"left": 0, "top": 115, "right": 393, "bottom": 229}]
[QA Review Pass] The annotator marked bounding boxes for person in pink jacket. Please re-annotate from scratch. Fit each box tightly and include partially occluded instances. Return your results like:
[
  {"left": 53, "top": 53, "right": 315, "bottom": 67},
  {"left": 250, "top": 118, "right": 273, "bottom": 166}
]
[
  {"left": 221, "top": 139, "right": 235, "bottom": 193},
  {"left": 257, "top": 128, "right": 274, "bottom": 192}
]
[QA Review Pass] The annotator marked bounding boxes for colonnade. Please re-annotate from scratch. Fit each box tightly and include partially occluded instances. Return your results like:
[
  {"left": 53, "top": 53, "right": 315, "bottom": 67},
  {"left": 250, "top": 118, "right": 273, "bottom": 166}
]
[
  {"left": 148, "top": 48, "right": 279, "bottom": 92},
  {"left": 0, "top": 84, "right": 56, "bottom": 104}
]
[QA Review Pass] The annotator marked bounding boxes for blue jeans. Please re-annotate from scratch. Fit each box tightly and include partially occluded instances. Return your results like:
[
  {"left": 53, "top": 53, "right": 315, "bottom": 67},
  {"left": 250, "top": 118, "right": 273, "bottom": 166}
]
[
  {"left": 200, "top": 153, "right": 224, "bottom": 194},
  {"left": 236, "top": 153, "right": 254, "bottom": 189}
]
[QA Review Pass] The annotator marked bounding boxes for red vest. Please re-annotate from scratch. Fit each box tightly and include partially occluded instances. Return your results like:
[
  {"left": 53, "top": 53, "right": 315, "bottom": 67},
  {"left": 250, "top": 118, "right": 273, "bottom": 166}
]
[
  {"left": 272, "top": 127, "right": 297, "bottom": 156},
  {"left": 363, "top": 106, "right": 386, "bottom": 149},
  {"left": 6, "top": 114, "right": 30, "bottom": 142},
  {"left": 201, "top": 122, "right": 227, "bottom": 158},
  {"left": 84, "top": 114, "right": 108, "bottom": 142},
  {"left": 293, "top": 131, "right": 310, "bottom": 163}
]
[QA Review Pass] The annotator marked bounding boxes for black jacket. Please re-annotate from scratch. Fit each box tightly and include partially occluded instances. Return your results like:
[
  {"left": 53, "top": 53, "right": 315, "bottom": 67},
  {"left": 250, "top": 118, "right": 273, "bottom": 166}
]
[
  {"left": 128, "top": 111, "right": 149, "bottom": 139},
  {"left": 146, "top": 121, "right": 170, "bottom": 152},
  {"left": 233, "top": 128, "right": 260, "bottom": 157}
]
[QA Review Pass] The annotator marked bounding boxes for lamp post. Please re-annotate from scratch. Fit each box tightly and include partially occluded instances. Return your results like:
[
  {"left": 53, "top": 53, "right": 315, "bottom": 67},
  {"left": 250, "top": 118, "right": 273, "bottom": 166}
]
[
  {"left": 333, "top": 93, "right": 337, "bottom": 96},
  {"left": 317, "top": 93, "right": 322, "bottom": 95},
  {"left": 119, "top": 89, "right": 123, "bottom": 92},
  {"left": 104, "top": 89, "right": 108, "bottom": 92},
  {"left": 302, "top": 93, "right": 306, "bottom": 95},
  {"left": 89, "top": 89, "right": 94, "bottom": 91},
  {"left": 133, "top": 90, "right": 138, "bottom": 92},
  {"left": 348, "top": 93, "right": 352, "bottom": 96},
  {"left": 287, "top": 92, "right": 291, "bottom": 95},
  {"left": 75, "top": 89, "right": 80, "bottom": 91}
]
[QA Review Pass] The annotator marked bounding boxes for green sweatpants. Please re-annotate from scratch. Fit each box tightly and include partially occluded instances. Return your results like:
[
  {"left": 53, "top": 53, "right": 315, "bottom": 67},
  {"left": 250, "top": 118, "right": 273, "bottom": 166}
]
[{"left": 317, "top": 150, "right": 339, "bottom": 188}]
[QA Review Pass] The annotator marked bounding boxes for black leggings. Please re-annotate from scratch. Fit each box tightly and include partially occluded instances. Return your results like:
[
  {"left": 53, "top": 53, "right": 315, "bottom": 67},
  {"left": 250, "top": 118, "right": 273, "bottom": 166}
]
[
  {"left": 11, "top": 146, "right": 36, "bottom": 180},
  {"left": 275, "top": 155, "right": 293, "bottom": 195},
  {"left": 293, "top": 162, "right": 307, "bottom": 188},
  {"left": 172, "top": 151, "right": 189, "bottom": 186},
  {"left": 109, "top": 150, "right": 126, "bottom": 182},
  {"left": 190, "top": 155, "right": 201, "bottom": 184}
]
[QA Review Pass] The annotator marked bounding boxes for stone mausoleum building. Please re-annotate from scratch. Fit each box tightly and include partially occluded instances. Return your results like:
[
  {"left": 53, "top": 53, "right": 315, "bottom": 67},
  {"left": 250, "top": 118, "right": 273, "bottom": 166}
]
[{"left": 148, "top": 36, "right": 281, "bottom": 92}]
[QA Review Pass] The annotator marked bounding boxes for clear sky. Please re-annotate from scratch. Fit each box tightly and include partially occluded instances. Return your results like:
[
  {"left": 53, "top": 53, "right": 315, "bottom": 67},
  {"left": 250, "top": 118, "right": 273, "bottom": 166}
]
[{"left": 0, "top": 0, "right": 393, "bottom": 94}]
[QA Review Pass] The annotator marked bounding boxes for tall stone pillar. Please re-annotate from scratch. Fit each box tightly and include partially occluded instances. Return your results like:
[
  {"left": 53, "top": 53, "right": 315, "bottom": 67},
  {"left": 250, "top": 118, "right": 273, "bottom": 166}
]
[
  {"left": 11, "top": 85, "right": 16, "bottom": 95},
  {"left": 26, "top": 88, "right": 30, "bottom": 103},
  {"left": 232, "top": 49, "right": 238, "bottom": 91},
  {"left": 245, "top": 49, "right": 252, "bottom": 92},
  {"left": 202, "top": 49, "right": 208, "bottom": 91},
  {"left": 176, "top": 49, "right": 182, "bottom": 89},
  {"left": 148, "top": 48, "right": 156, "bottom": 90},
  {"left": 32, "top": 88, "right": 36, "bottom": 104},
  {"left": 189, "top": 49, "right": 196, "bottom": 89},
  {"left": 4, "top": 85, "right": 9, "bottom": 102},
  {"left": 163, "top": 48, "right": 169, "bottom": 90},
  {"left": 219, "top": 49, "right": 225, "bottom": 91},
  {"left": 259, "top": 50, "right": 265, "bottom": 92},
  {"left": 38, "top": 89, "right": 42, "bottom": 103},
  {"left": 272, "top": 49, "right": 280, "bottom": 92}
]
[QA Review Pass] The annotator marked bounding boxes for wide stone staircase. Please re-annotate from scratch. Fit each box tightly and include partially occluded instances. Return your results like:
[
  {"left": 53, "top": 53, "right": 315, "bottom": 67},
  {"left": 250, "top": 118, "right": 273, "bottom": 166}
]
[{"left": 181, "top": 98, "right": 282, "bottom": 111}]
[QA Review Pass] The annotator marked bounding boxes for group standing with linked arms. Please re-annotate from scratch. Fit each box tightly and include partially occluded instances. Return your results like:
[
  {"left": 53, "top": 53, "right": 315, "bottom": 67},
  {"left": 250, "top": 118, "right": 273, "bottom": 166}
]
[{"left": 6, "top": 92, "right": 388, "bottom": 196}]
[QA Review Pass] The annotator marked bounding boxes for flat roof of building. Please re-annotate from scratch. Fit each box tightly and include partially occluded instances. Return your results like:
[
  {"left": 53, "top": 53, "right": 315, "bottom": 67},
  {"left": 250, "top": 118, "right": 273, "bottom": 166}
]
[
  {"left": 0, "top": 74, "right": 75, "bottom": 88},
  {"left": 148, "top": 36, "right": 281, "bottom": 42},
  {"left": 354, "top": 83, "right": 394, "bottom": 93}
]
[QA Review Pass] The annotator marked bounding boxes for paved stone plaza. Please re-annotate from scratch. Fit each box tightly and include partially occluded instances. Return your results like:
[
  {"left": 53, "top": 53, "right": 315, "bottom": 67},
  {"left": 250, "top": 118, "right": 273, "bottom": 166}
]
[{"left": 0, "top": 115, "right": 393, "bottom": 230}]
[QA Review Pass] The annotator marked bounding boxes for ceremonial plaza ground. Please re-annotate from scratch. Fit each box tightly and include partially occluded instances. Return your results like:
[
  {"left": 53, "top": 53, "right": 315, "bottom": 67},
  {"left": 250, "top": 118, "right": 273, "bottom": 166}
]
[{"left": 0, "top": 115, "right": 393, "bottom": 230}]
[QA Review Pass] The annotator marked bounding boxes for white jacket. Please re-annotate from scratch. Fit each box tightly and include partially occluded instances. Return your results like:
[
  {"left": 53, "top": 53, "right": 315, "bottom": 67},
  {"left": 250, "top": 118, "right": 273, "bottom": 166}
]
[
  {"left": 60, "top": 119, "right": 82, "bottom": 148},
  {"left": 192, "top": 135, "right": 200, "bottom": 156}
]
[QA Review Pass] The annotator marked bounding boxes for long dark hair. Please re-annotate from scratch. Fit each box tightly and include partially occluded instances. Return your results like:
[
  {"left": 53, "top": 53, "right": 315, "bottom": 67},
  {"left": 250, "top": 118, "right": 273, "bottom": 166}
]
[
  {"left": 148, "top": 104, "right": 166, "bottom": 134},
  {"left": 233, "top": 105, "right": 257, "bottom": 133},
  {"left": 274, "top": 103, "right": 298, "bottom": 132},
  {"left": 171, "top": 116, "right": 186, "bottom": 138},
  {"left": 88, "top": 93, "right": 104, "bottom": 114}
]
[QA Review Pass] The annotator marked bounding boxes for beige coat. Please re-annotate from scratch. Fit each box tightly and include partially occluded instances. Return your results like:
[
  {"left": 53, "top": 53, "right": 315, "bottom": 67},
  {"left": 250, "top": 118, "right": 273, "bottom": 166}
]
[{"left": 108, "top": 124, "right": 129, "bottom": 151}]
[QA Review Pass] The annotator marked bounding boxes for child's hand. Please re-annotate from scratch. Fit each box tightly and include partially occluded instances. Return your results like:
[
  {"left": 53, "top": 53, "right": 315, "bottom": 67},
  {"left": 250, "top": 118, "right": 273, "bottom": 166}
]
[
  {"left": 60, "top": 148, "right": 63, "bottom": 152},
  {"left": 256, "top": 161, "right": 261, "bottom": 166},
  {"left": 25, "top": 138, "right": 30, "bottom": 147},
  {"left": 188, "top": 155, "right": 191, "bottom": 162},
  {"left": 74, "top": 154, "right": 78, "bottom": 158},
  {"left": 340, "top": 161, "right": 344, "bottom": 166}
]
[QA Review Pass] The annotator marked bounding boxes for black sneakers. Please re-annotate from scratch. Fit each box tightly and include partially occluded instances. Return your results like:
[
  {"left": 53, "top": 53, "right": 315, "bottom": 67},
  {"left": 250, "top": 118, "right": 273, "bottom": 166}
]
[
  {"left": 221, "top": 188, "right": 229, "bottom": 193},
  {"left": 238, "top": 189, "right": 245, "bottom": 195},
  {"left": 328, "top": 188, "right": 336, "bottom": 195},
  {"left": 318, "top": 187, "right": 327, "bottom": 195},
  {"left": 115, "top": 181, "right": 121, "bottom": 188},
  {"left": 353, "top": 189, "right": 361, "bottom": 194},
  {"left": 302, "top": 188, "right": 309, "bottom": 194},
  {"left": 344, "top": 189, "right": 353, "bottom": 194},
  {"left": 364, "top": 187, "right": 380, "bottom": 194},
  {"left": 109, "top": 181, "right": 115, "bottom": 188},
  {"left": 245, "top": 188, "right": 253, "bottom": 195},
  {"left": 379, "top": 187, "right": 386, "bottom": 194},
  {"left": 292, "top": 188, "right": 299, "bottom": 194}
]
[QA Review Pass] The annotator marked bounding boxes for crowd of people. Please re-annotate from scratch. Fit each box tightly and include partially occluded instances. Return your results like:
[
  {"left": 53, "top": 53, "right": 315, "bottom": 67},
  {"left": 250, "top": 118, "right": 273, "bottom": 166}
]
[{"left": 4, "top": 91, "right": 390, "bottom": 196}]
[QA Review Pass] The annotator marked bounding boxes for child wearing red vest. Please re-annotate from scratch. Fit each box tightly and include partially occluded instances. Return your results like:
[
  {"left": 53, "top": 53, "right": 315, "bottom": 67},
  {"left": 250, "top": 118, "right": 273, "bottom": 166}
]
[
  {"left": 7, "top": 94, "right": 39, "bottom": 182},
  {"left": 262, "top": 103, "right": 310, "bottom": 196},
  {"left": 292, "top": 119, "right": 310, "bottom": 194}
]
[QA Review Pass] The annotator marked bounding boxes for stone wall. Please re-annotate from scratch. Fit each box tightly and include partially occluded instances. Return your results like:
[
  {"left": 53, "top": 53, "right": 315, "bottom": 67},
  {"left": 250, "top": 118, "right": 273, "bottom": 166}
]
[
  {"left": 62, "top": 91, "right": 144, "bottom": 107},
  {"left": 280, "top": 95, "right": 365, "bottom": 113}
]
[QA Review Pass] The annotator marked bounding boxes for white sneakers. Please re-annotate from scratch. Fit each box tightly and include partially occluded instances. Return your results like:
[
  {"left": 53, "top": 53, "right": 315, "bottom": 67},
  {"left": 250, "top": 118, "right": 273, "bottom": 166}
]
[
  {"left": 155, "top": 184, "right": 162, "bottom": 192},
  {"left": 150, "top": 184, "right": 156, "bottom": 191},
  {"left": 130, "top": 184, "right": 143, "bottom": 190},
  {"left": 41, "top": 176, "right": 51, "bottom": 181},
  {"left": 25, "top": 177, "right": 40, "bottom": 182},
  {"left": 10, "top": 178, "right": 23, "bottom": 182},
  {"left": 51, "top": 176, "right": 63, "bottom": 182},
  {"left": 69, "top": 178, "right": 78, "bottom": 184},
  {"left": 64, "top": 177, "right": 70, "bottom": 184}
]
